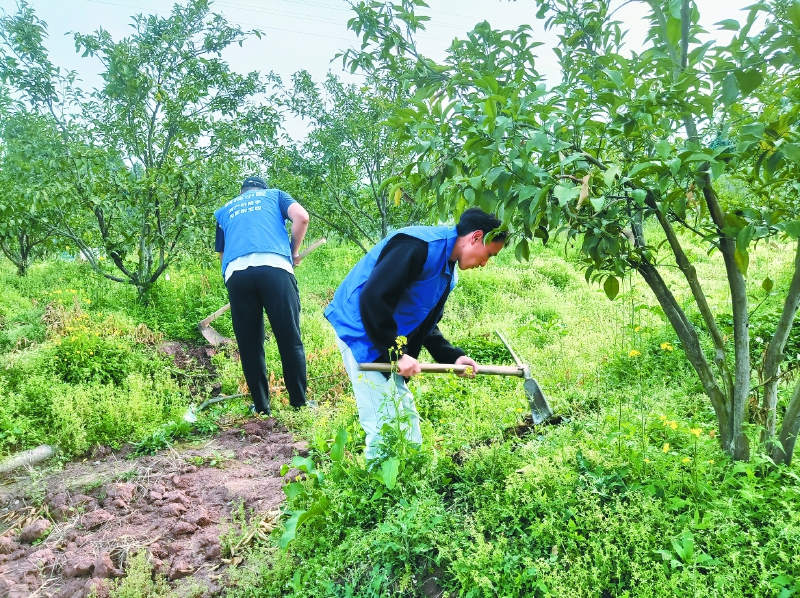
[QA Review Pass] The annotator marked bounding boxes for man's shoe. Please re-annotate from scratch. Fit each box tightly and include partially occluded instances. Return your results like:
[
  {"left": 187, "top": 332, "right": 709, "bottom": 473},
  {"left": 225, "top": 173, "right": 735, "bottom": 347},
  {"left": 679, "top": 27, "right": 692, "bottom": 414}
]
[
  {"left": 249, "top": 403, "right": 271, "bottom": 416},
  {"left": 293, "top": 399, "right": 319, "bottom": 411}
]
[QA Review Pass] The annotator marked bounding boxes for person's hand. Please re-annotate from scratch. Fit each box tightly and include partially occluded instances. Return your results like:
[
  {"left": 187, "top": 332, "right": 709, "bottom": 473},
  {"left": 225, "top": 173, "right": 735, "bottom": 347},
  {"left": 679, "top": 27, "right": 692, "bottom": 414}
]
[
  {"left": 396, "top": 354, "right": 422, "bottom": 377},
  {"left": 455, "top": 355, "right": 479, "bottom": 378},
  {"left": 292, "top": 252, "right": 303, "bottom": 266}
]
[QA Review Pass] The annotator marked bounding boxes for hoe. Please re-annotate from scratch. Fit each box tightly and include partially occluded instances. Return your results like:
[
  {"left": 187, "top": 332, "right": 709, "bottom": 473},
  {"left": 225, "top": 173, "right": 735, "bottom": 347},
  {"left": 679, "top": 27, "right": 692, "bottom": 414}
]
[{"left": 359, "top": 330, "right": 558, "bottom": 426}]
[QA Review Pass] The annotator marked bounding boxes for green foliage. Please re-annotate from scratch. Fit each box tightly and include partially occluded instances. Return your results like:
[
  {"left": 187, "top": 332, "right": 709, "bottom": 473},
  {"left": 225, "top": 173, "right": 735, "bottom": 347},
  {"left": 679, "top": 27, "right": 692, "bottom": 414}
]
[
  {"left": 453, "top": 336, "right": 514, "bottom": 365},
  {"left": 131, "top": 415, "right": 218, "bottom": 457},
  {"left": 0, "top": 109, "right": 62, "bottom": 275},
  {"left": 51, "top": 332, "right": 134, "bottom": 385},
  {"left": 0, "top": 0, "right": 278, "bottom": 297},
  {"left": 339, "top": 0, "right": 800, "bottom": 462},
  {"left": 271, "top": 72, "right": 424, "bottom": 249},
  {"left": 102, "top": 550, "right": 173, "bottom": 598}
]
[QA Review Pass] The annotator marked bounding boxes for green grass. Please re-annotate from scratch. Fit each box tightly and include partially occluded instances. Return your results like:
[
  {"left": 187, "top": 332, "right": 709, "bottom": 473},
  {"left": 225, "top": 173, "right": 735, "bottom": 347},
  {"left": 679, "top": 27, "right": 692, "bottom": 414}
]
[{"left": 2, "top": 236, "right": 800, "bottom": 597}]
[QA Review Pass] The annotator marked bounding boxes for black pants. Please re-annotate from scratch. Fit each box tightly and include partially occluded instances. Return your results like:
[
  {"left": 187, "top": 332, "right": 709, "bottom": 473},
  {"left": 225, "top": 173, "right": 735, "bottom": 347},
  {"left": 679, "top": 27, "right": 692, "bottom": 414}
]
[{"left": 225, "top": 266, "right": 307, "bottom": 412}]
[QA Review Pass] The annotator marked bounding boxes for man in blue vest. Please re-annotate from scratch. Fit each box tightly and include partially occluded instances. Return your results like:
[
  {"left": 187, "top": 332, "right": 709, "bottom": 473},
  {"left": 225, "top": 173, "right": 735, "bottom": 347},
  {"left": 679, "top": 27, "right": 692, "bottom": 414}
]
[
  {"left": 325, "top": 207, "right": 506, "bottom": 460},
  {"left": 214, "top": 176, "right": 310, "bottom": 415}
]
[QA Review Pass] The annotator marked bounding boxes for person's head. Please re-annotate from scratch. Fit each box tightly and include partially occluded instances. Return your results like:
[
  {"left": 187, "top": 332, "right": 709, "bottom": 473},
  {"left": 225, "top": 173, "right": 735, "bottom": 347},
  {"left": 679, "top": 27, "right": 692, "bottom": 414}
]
[
  {"left": 241, "top": 176, "right": 268, "bottom": 194},
  {"left": 451, "top": 207, "right": 506, "bottom": 270}
]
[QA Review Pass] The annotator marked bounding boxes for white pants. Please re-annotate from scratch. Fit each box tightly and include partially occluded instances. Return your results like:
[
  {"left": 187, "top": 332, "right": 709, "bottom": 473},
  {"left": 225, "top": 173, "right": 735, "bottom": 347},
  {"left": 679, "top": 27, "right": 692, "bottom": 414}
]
[{"left": 336, "top": 336, "right": 422, "bottom": 461}]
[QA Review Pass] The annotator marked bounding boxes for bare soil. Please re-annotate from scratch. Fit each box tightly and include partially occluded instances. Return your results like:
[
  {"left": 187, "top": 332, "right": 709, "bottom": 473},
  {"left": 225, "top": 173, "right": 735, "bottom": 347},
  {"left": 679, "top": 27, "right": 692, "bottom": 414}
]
[{"left": 0, "top": 417, "right": 308, "bottom": 597}]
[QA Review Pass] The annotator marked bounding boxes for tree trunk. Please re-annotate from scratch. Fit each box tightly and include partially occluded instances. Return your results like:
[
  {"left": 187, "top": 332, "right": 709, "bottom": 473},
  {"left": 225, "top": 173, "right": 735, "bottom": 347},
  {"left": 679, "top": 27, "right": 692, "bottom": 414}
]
[
  {"left": 772, "top": 378, "right": 800, "bottom": 465},
  {"left": 761, "top": 241, "right": 800, "bottom": 446},
  {"left": 635, "top": 260, "right": 733, "bottom": 446},
  {"left": 700, "top": 181, "right": 751, "bottom": 461}
]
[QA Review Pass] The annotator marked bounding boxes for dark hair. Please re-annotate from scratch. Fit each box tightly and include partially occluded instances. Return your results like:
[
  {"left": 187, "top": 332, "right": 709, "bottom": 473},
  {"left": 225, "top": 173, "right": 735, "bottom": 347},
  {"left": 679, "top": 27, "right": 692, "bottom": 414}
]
[
  {"left": 241, "top": 176, "right": 268, "bottom": 192},
  {"left": 456, "top": 207, "right": 507, "bottom": 242}
]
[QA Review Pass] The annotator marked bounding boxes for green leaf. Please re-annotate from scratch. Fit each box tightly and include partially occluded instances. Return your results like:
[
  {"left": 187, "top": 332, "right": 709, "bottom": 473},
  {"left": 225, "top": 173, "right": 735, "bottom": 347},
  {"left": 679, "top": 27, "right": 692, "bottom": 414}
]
[
  {"left": 734, "top": 69, "right": 763, "bottom": 97},
  {"left": 734, "top": 248, "right": 749, "bottom": 276},
  {"left": 632, "top": 189, "right": 647, "bottom": 207},
  {"left": 515, "top": 239, "right": 530, "bottom": 261},
  {"left": 739, "top": 123, "right": 765, "bottom": 141},
  {"left": 656, "top": 140, "right": 672, "bottom": 161},
  {"left": 518, "top": 185, "right": 538, "bottom": 202},
  {"left": 715, "top": 19, "right": 741, "bottom": 31},
  {"left": 553, "top": 184, "right": 580, "bottom": 206},
  {"left": 711, "top": 159, "right": 726, "bottom": 180},
  {"left": 684, "top": 153, "right": 713, "bottom": 163},
  {"left": 778, "top": 220, "right": 800, "bottom": 239},
  {"left": 782, "top": 143, "right": 800, "bottom": 165},
  {"left": 762, "top": 277, "right": 774, "bottom": 292},
  {"left": 484, "top": 166, "right": 505, "bottom": 186},
  {"left": 330, "top": 428, "right": 348, "bottom": 462},
  {"left": 463, "top": 188, "right": 475, "bottom": 202},
  {"left": 279, "top": 496, "right": 330, "bottom": 550},
  {"left": 381, "top": 457, "right": 400, "bottom": 490},
  {"left": 479, "top": 188, "right": 497, "bottom": 213},
  {"left": 604, "top": 276, "right": 620, "bottom": 300},
  {"left": 589, "top": 196, "right": 605, "bottom": 211},
  {"left": 628, "top": 162, "right": 659, "bottom": 178},
  {"left": 722, "top": 73, "right": 738, "bottom": 107},
  {"left": 283, "top": 482, "right": 306, "bottom": 500},
  {"left": 737, "top": 224, "right": 755, "bottom": 252},
  {"left": 788, "top": 1, "right": 800, "bottom": 28},
  {"left": 603, "top": 164, "right": 620, "bottom": 187}
]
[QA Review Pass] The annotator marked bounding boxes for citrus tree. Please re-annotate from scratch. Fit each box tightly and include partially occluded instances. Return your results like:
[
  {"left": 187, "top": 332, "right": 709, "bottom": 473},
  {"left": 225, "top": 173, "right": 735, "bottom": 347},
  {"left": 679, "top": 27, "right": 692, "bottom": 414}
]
[
  {"left": 341, "top": 0, "right": 800, "bottom": 464},
  {"left": 0, "top": 0, "right": 278, "bottom": 297}
]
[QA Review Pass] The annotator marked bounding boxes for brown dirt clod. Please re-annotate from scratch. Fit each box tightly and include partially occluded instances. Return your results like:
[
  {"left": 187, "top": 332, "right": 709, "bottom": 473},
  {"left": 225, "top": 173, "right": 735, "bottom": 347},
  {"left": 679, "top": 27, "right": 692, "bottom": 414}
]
[{"left": 0, "top": 417, "right": 302, "bottom": 597}]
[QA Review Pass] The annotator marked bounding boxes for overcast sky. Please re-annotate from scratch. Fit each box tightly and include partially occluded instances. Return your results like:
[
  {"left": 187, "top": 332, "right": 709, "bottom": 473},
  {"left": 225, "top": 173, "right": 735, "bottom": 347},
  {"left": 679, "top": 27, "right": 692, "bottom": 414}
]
[{"left": 0, "top": 0, "right": 755, "bottom": 137}]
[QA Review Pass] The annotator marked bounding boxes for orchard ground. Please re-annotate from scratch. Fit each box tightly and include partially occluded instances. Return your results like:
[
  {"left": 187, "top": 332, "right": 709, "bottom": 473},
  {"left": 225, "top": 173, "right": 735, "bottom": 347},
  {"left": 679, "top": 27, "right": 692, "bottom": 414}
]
[{"left": 0, "top": 232, "right": 799, "bottom": 597}]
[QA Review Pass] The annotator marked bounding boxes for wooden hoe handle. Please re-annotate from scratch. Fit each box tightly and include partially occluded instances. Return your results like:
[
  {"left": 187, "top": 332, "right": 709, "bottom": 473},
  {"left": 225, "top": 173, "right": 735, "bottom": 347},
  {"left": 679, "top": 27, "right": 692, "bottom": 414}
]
[{"left": 358, "top": 362, "right": 524, "bottom": 377}]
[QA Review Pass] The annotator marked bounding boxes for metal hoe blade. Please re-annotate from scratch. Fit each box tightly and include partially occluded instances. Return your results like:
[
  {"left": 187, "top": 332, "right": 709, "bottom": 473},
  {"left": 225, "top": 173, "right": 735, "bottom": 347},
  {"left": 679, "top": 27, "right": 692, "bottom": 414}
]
[
  {"left": 496, "top": 330, "right": 555, "bottom": 425},
  {"left": 522, "top": 367, "right": 554, "bottom": 425}
]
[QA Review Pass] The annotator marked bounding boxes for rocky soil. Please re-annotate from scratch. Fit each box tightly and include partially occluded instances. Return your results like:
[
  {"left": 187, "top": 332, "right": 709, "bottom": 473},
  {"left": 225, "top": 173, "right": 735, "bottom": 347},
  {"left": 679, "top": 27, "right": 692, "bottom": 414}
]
[{"left": 0, "top": 417, "right": 308, "bottom": 597}]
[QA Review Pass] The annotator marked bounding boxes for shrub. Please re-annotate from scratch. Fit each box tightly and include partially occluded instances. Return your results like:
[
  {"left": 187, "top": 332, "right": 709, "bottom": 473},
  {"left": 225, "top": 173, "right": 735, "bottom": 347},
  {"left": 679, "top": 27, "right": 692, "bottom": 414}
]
[{"left": 52, "top": 332, "right": 133, "bottom": 385}]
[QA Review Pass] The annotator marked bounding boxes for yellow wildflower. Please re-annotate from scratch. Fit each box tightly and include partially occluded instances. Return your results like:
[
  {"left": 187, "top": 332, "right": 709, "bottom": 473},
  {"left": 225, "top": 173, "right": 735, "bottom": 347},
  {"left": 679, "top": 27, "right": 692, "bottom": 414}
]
[
  {"left": 659, "top": 414, "right": 667, "bottom": 421},
  {"left": 690, "top": 428, "right": 702, "bottom": 437},
  {"left": 644, "top": 458, "right": 651, "bottom": 463},
  {"left": 707, "top": 460, "right": 715, "bottom": 464},
  {"left": 660, "top": 342, "right": 674, "bottom": 351},
  {"left": 628, "top": 349, "right": 642, "bottom": 358},
  {"left": 682, "top": 457, "right": 691, "bottom": 464},
  {"left": 662, "top": 443, "right": 669, "bottom": 453},
  {"left": 635, "top": 326, "right": 641, "bottom": 333},
  {"left": 669, "top": 421, "right": 677, "bottom": 430}
]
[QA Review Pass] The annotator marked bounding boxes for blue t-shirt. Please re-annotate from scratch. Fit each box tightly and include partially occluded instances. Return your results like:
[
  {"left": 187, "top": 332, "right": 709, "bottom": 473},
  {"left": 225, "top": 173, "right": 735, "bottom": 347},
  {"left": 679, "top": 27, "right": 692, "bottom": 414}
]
[{"left": 214, "top": 188, "right": 296, "bottom": 276}]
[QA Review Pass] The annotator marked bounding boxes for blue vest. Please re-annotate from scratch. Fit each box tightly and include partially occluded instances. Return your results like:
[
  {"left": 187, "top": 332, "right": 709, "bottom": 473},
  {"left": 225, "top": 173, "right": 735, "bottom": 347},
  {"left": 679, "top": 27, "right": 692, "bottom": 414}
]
[
  {"left": 325, "top": 226, "right": 459, "bottom": 363},
  {"left": 214, "top": 189, "right": 295, "bottom": 276}
]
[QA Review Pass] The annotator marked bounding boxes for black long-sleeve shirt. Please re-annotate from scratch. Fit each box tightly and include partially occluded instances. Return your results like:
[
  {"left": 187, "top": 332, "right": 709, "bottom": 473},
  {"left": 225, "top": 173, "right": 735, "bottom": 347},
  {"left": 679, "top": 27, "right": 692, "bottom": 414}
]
[{"left": 359, "top": 233, "right": 465, "bottom": 366}]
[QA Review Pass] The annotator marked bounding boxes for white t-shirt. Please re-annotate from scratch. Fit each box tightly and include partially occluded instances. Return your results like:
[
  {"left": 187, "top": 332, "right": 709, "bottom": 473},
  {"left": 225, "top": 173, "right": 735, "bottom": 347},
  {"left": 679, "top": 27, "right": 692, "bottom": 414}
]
[{"left": 224, "top": 252, "right": 293, "bottom": 283}]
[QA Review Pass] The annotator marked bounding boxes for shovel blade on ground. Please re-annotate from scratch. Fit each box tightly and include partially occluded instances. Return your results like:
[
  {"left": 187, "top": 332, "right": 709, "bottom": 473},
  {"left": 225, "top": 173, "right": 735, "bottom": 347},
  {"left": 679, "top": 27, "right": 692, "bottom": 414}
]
[
  {"left": 523, "top": 377, "right": 554, "bottom": 425},
  {"left": 198, "top": 323, "right": 230, "bottom": 347}
]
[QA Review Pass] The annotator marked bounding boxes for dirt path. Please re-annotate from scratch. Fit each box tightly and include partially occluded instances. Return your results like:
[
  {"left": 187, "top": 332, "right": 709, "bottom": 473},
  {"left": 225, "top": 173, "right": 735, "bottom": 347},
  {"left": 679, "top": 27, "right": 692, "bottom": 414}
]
[{"left": 0, "top": 417, "right": 308, "bottom": 597}]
